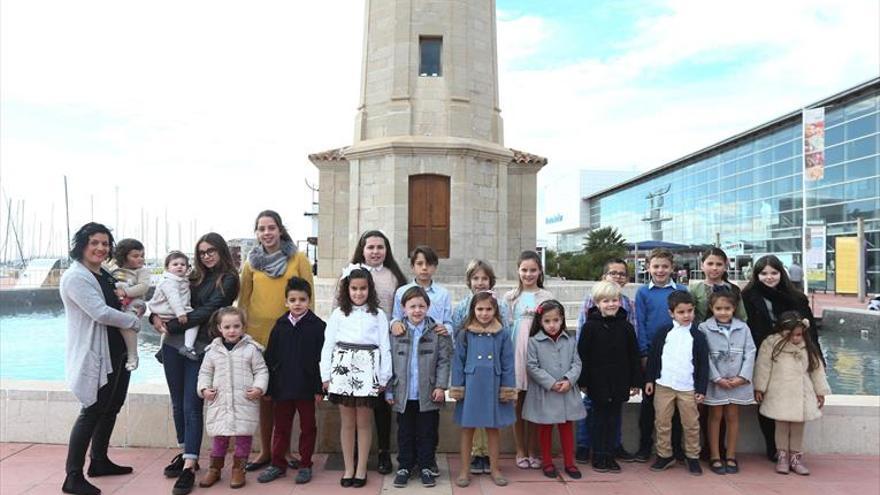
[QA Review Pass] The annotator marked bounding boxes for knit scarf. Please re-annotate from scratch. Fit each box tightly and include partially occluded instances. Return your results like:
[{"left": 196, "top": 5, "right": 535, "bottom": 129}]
[
  {"left": 754, "top": 282, "right": 799, "bottom": 318},
  {"left": 248, "top": 240, "right": 296, "bottom": 278}
]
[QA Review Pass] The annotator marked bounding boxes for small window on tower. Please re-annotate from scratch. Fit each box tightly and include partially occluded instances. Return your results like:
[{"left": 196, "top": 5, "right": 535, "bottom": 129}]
[{"left": 419, "top": 36, "right": 442, "bottom": 77}]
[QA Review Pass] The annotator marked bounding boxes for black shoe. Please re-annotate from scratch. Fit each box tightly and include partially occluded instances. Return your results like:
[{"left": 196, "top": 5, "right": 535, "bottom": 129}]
[
  {"left": 420, "top": 468, "right": 436, "bottom": 487},
  {"left": 543, "top": 464, "right": 559, "bottom": 478},
  {"left": 244, "top": 458, "right": 270, "bottom": 472},
  {"left": 575, "top": 446, "right": 590, "bottom": 464},
  {"left": 633, "top": 448, "right": 651, "bottom": 463},
  {"left": 591, "top": 457, "right": 609, "bottom": 473},
  {"left": 614, "top": 446, "right": 635, "bottom": 462},
  {"left": 469, "top": 456, "right": 483, "bottom": 474},
  {"left": 377, "top": 451, "right": 393, "bottom": 475},
  {"left": 62, "top": 471, "right": 101, "bottom": 495},
  {"left": 87, "top": 458, "right": 133, "bottom": 477},
  {"left": 425, "top": 462, "right": 440, "bottom": 477},
  {"left": 393, "top": 468, "right": 411, "bottom": 488},
  {"left": 709, "top": 459, "right": 726, "bottom": 475},
  {"left": 163, "top": 453, "right": 185, "bottom": 478},
  {"left": 172, "top": 467, "right": 195, "bottom": 495},
  {"left": 295, "top": 467, "right": 312, "bottom": 484},
  {"left": 607, "top": 457, "right": 621, "bottom": 473},
  {"left": 686, "top": 458, "right": 703, "bottom": 476},
  {"left": 340, "top": 477, "right": 354, "bottom": 487},
  {"left": 650, "top": 456, "right": 675, "bottom": 472},
  {"left": 257, "top": 465, "right": 285, "bottom": 483},
  {"left": 564, "top": 465, "right": 582, "bottom": 479},
  {"left": 352, "top": 475, "right": 367, "bottom": 488}
]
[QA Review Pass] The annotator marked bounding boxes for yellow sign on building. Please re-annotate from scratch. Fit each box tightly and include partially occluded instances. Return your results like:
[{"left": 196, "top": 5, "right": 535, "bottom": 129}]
[{"left": 835, "top": 237, "right": 858, "bottom": 294}]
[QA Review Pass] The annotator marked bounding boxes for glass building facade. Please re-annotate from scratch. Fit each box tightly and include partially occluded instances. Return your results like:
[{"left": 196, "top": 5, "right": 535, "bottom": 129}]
[{"left": 587, "top": 79, "right": 880, "bottom": 290}]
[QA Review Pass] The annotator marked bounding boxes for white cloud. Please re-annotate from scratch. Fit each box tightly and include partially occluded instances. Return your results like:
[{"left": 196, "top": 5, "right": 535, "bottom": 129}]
[
  {"left": 2, "top": 0, "right": 363, "bottom": 257},
  {"left": 499, "top": 0, "right": 879, "bottom": 177}
]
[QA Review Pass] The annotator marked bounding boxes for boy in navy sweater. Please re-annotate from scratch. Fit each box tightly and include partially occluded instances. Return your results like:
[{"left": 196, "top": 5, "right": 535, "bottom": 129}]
[
  {"left": 258, "top": 277, "right": 326, "bottom": 485},
  {"left": 634, "top": 249, "right": 687, "bottom": 462},
  {"left": 644, "top": 291, "right": 708, "bottom": 476}
]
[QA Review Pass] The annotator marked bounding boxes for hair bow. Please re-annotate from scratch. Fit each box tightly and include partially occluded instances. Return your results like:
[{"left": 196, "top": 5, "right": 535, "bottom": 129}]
[
  {"left": 477, "top": 290, "right": 497, "bottom": 300},
  {"left": 535, "top": 304, "right": 544, "bottom": 315},
  {"left": 340, "top": 263, "right": 368, "bottom": 281}
]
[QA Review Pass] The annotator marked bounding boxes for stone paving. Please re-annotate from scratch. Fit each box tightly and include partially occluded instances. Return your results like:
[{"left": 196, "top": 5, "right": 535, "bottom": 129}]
[{"left": 2, "top": 443, "right": 877, "bottom": 495}]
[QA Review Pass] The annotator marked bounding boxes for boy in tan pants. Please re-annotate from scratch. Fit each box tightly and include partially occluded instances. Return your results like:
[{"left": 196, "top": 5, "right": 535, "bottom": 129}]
[{"left": 644, "top": 291, "right": 709, "bottom": 476}]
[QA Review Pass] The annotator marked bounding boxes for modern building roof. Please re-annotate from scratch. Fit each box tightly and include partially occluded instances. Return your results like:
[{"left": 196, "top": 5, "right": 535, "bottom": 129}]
[{"left": 585, "top": 77, "right": 880, "bottom": 201}]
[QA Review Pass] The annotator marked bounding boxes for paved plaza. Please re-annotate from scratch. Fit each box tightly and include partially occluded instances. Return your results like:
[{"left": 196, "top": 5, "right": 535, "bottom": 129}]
[{"left": 2, "top": 443, "right": 878, "bottom": 495}]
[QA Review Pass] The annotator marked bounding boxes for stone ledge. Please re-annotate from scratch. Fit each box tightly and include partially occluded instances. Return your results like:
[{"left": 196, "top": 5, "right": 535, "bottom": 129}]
[{"left": 2, "top": 379, "right": 878, "bottom": 455}]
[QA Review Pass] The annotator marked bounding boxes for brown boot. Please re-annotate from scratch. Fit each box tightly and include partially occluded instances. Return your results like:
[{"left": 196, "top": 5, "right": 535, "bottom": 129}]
[
  {"left": 199, "top": 457, "right": 224, "bottom": 487},
  {"left": 789, "top": 452, "right": 810, "bottom": 475},
  {"left": 230, "top": 457, "right": 247, "bottom": 489},
  {"left": 775, "top": 450, "right": 789, "bottom": 474}
]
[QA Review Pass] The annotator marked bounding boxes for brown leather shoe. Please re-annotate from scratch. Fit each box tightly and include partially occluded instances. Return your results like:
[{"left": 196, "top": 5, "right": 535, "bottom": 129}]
[
  {"left": 775, "top": 450, "right": 789, "bottom": 474},
  {"left": 789, "top": 452, "right": 810, "bottom": 475},
  {"left": 199, "top": 457, "right": 224, "bottom": 487},
  {"left": 230, "top": 457, "right": 247, "bottom": 489}
]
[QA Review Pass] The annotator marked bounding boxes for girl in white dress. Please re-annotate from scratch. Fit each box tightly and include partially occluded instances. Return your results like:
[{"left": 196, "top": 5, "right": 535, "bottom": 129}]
[{"left": 320, "top": 265, "right": 392, "bottom": 487}]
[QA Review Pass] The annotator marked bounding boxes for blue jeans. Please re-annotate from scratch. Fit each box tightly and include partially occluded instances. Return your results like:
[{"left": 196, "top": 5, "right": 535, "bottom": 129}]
[
  {"left": 162, "top": 344, "right": 204, "bottom": 460},
  {"left": 576, "top": 396, "right": 623, "bottom": 450}
]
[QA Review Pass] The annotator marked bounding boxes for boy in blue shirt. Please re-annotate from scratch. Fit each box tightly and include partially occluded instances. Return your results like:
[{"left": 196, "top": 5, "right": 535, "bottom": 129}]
[
  {"left": 634, "top": 249, "right": 687, "bottom": 462},
  {"left": 391, "top": 245, "right": 453, "bottom": 337}
]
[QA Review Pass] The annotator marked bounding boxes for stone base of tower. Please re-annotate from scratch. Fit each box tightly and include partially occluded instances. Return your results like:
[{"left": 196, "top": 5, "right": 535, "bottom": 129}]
[{"left": 310, "top": 137, "right": 544, "bottom": 280}]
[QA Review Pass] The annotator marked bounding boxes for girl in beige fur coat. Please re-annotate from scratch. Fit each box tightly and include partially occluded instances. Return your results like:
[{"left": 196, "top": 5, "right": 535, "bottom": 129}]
[{"left": 753, "top": 311, "right": 830, "bottom": 476}]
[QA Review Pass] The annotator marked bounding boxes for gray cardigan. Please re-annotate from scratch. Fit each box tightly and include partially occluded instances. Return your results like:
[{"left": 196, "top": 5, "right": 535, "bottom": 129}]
[{"left": 60, "top": 262, "right": 140, "bottom": 407}]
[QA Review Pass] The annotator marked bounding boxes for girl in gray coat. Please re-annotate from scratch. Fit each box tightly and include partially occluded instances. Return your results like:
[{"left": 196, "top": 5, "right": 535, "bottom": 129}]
[
  {"left": 522, "top": 300, "right": 586, "bottom": 480},
  {"left": 697, "top": 292, "right": 757, "bottom": 475}
]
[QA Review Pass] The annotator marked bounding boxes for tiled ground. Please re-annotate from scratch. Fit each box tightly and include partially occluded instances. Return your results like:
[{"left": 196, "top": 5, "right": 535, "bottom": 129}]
[{"left": 1, "top": 443, "right": 877, "bottom": 495}]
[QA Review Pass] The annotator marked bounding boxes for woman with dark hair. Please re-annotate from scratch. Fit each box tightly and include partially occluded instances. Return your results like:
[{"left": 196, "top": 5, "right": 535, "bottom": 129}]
[
  {"left": 741, "top": 254, "right": 821, "bottom": 462},
  {"left": 151, "top": 232, "right": 240, "bottom": 495},
  {"left": 345, "top": 230, "right": 407, "bottom": 474},
  {"left": 60, "top": 223, "right": 142, "bottom": 495},
  {"left": 238, "top": 210, "right": 314, "bottom": 472}
]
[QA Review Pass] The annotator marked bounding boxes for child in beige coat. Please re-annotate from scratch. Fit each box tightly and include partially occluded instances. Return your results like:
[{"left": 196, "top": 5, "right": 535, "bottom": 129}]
[
  {"left": 197, "top": 307, "right": 269, "bottom": 489},
  {"left": 753, "top": 311, "right": 830, "bottom": 476}
]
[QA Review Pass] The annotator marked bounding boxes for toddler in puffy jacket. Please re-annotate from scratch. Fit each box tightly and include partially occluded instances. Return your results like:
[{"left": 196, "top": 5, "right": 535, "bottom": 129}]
[{"left": 196, "top": 307, "right": 269, "bottom": 489}]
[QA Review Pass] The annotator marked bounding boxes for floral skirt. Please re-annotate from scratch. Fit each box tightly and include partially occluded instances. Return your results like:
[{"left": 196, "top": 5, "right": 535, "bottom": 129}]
[{"left": 327, "top": 342, "right": 380, "bottom": 407}]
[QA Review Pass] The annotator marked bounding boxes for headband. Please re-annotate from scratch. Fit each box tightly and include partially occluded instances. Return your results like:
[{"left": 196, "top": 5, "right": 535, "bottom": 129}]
[{"left": 340, "top": 263, "right": 368, "bottom": 281}]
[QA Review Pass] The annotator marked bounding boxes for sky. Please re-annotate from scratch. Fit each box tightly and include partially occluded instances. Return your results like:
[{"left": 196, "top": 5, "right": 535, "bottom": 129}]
[{"left": 1, "top": 0, "right": 878, "bottom": 260}]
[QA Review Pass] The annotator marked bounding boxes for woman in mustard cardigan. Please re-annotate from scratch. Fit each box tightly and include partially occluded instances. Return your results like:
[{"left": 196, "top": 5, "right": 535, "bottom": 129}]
[{"left": 238, "top": 210, "right": 314, "bottom": 471}]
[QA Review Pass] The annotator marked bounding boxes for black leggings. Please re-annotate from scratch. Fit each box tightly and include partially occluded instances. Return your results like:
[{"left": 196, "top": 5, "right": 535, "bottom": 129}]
[
  {"left": 758, "top": 412, "right": 776, "bottom": 457},
  {"left": 66, "top": 351, "right": 130, "bottom": 473},
  {"left": 374, "top": 397, "right": 392, "bottom": 452}
]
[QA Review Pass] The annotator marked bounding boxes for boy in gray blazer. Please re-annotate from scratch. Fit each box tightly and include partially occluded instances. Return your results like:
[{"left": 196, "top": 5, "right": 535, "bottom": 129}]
[{"left": 386, "top": 286, "right": 452, "bottom": 488}]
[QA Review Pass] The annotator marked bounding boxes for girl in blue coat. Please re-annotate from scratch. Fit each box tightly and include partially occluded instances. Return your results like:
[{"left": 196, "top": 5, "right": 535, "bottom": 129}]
[{"left": 450, "top": 291, "right": 516, "bottom": 488}]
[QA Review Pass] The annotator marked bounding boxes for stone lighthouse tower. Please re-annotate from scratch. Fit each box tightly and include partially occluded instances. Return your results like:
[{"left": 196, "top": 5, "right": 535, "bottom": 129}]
[{"left": 310, "top": 0, "right": 546, "bottom": 279}]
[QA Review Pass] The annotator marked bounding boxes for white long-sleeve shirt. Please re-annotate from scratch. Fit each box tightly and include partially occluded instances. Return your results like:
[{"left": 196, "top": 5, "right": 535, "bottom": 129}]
[
  {"left": 320, "top": 306, "right": 392, "bottom": 385},
  {"left": 657, "top": 322, "right": 696, "bottom": 392}
]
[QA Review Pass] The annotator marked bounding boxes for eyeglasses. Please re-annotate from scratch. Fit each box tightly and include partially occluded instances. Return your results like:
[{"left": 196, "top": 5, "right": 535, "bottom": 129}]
[
  {"left": 198, "top": 247, "right": 218, "bottom": 258},
  {"left": 606, "top": 271, "right": 627, "bottom": 277}
]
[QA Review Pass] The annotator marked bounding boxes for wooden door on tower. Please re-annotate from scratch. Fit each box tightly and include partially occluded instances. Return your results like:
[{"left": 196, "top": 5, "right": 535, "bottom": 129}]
[{"left": 408, "top": 174, "right": 450, "bottom": 258}]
